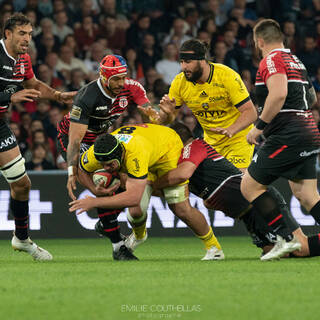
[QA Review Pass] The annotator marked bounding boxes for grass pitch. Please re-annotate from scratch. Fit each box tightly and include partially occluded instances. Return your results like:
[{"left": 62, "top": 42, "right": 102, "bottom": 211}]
[{"left": 0, "top": 236, "right": 319, "bottom": 320}]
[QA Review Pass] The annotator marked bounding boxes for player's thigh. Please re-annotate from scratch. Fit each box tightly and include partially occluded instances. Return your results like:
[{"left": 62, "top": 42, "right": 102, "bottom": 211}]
[{"left": 0, "top": 145, "right": 21, "bottom": 167}]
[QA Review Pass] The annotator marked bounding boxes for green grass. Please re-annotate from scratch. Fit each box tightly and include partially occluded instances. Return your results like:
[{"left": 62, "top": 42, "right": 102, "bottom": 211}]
[{"left": 0, "top": 237, "right": 319, "bottom": 320}]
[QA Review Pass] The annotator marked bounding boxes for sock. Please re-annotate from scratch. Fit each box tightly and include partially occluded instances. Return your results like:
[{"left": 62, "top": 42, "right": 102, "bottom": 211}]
[
  {"left": 127, "top": 212, "right": 147, "bottom": 240},
  {"left": 198, "top": 227, "right": 221, "bottom": 250},
  {"left": 10, "top": 198, "right": 29, "bottom": 240},
  {"left": 97, "top": 208, "right": 122, "bottom": 243},
  {"left": 251, "top": 191, "right": 293, "bottom": 242},
  {"left": 308, "top": 234, "right": 320, "bottom": 256},
  {"left": 112, "top": 240, "right": 124, "bottom": 252},
  {"left": 309, "top": 200, "right": 320, "bottom": 224}
]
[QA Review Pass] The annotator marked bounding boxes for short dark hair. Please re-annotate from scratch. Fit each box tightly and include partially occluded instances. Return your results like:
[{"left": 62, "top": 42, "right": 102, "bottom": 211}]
[
  {"left": 3, "top": 13, "right": 32, "bottom": 39},
  {"left": 94, "top": 133, "right": 124, "bottom": 163},
  {"left": 180, "top": 39, "right": 209, "bottom": 58},
  {"left": 253, "top": 19, "right": 283, "bottom": 43},
  {"left": 170, "top": 122, "right": 193, "bottom": 144}
]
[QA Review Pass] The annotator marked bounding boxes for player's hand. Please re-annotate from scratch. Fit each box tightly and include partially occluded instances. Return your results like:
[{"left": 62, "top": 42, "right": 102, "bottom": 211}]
[
  {"left": 159, "top": 94, "right": 176, "bottom": 113},
  {"left": 11, "top": 89, "right": 41, "bottom": 103},
  {"left": 69, "top": 195, "right": 96, "bottom": 214},
  {"left": 138, "top": 105, "right": 160, "bottom": 124},
  {"left": 58, "top": 91, "right": 77, "bottom": 104},
  {"left": 94, "top": 180, "right": 121, "bottom": 196},
  {"left": 67, "top": 175, "right": 77, "bottom": 201},
  {"left": 246, "top": 126, "right": 263, "bottom": 145},
  {"left": 210, "top": 127, "right": 233, "bottom": 138}
]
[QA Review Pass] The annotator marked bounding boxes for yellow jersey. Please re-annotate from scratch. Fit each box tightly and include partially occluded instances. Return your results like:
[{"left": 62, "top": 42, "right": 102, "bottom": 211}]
[
  {"left": 80, "top": 124, "right": 183, "bottom": 180},
  {"left": 169, "top": 62, "right": 253, "bottom": 147}
]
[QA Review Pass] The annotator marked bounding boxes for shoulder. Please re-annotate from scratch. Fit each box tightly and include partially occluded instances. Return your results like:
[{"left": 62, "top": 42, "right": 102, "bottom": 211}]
[
  {"left": 125, "top": 78, "right": 145, "bottom": 91},
  {"left": 212, "top": 62, "right": 239, "bottom": 77}
]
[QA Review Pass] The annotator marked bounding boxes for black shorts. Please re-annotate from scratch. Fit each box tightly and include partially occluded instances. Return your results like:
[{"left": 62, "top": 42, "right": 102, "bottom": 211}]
[
  {"left": 204, "top": 175, "right": 250, "bottom": 219},
  {"left": 241, "top": 199, "right": 300, "bottom": 248},
  {"left": 56, "top": 132, "right": 91, "bottom": 161},
  {"left": 248, "top": 140, "right": 318, "bottom": 185},
  {"left": 0, "top": 119, "right": 18, "bottom": 153}
]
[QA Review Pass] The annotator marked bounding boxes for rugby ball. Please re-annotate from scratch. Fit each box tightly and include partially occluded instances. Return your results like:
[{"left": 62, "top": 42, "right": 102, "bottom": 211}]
[{"left": 92, "top": 170, "right": 120, "bottom": 188}]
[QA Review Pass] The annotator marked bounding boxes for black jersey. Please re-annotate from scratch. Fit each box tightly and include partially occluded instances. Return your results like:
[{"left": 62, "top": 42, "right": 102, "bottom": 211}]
[
  {"left": 0, "top": 39, "right": 34, "bottom": 115},
  {"left": 57, "top": 78, "right": 149, "bottom": 144},
  {"left": 255, "top": 49, "right": 320, "bottom": 146}
]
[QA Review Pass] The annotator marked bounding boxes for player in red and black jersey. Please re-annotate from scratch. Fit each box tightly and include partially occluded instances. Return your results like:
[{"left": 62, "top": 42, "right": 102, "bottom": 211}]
[
  {"left": 60, "top": 54, "right": 158, "bottom": 260},
  {"left": 0, "top": 13, "right": 75, "bottom": 260},
  {"left": 241, "top": 19, "right": 320, "bottom": 260},
  {"left": 154, "top": 122, "right": 320, "bottom": 259}
]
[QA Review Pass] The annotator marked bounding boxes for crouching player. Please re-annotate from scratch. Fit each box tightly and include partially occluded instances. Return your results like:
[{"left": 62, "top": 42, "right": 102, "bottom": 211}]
[
  {"left": 153, "top": 123, "right": 320, "bottom": 260},
  {"left": 69, "top": 124, "right": 224, "bottom": 260}
]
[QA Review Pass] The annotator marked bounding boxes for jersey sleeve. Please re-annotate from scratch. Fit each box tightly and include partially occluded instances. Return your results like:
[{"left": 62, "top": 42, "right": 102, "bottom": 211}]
[
  {"left": 224, "top": 67, "right": 250, "bottom": 108},
  {"left": 125, "top": 140, "right": 149, "bottom": 179},
  {"left": 79, "top": 146, "right": 103, "bottom": 173},
  {"left": 178, "top": 139, "right": 207, "bottom": 167},
  {"left": 129, "top": 80, "right": 149, "bottom": 106},
  {"left": 169, "top": 75, "right": 183, "bottom": 107},
  {"left": 70, "top": 86, "right": 95, "bottom": 125},
  {"left": 24, "top": 54, "right": 34, "bottom": 80},
  {"left": 259, "top": 52, "right": 287, "bottom": 83}
]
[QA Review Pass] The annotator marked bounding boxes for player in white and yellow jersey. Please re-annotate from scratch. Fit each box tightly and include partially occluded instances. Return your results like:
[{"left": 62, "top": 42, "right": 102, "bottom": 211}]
[
  {"left": 142, "top": 39, "right": 257, "bottom": 171},
  {"left": 70, "top": 124, "right": 224, "bottom": 260}
]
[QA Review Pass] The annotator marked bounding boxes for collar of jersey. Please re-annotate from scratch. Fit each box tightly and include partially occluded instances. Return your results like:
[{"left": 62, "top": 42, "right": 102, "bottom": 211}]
[{"left": 192, "top": 63, "right": 214, "bottom": 85}]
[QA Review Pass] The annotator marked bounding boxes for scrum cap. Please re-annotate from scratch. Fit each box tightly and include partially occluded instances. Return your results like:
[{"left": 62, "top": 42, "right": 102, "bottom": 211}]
[{"left": 99, "top": 55, "right": 127, "bottom": 87}]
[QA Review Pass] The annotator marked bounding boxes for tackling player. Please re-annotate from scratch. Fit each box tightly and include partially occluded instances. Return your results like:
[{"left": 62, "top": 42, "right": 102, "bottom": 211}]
[
  {"left": 154, "top": 122, "right": 320, "bottom": 260},
  {"left": 141, "top": 39, "right": 257, "bottom": 172},
  {"left": 69, "top": 124, "right": 224, "bottom": 261}
]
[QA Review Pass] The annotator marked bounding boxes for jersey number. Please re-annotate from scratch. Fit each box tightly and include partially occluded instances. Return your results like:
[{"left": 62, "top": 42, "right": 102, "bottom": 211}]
[{"left": 118, "top": 127, "right": 137, "bottom": 134}]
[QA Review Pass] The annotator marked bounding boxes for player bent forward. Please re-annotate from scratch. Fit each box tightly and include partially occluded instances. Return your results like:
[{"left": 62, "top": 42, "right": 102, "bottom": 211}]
[
  {"left": 69, "top": 124, "right": 224, "bottom": 260},
  {"left": 153, "top": 123, "right": 320, "bottom": 260}
]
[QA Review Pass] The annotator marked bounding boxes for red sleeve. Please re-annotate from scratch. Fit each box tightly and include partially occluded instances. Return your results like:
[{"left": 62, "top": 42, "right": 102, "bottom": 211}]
[
  {"left": 128, "top": 79, "right": 149, "bottom": 106},
  {"left": 259, "top": 52, "right": 286, "bottom": 83},
  {"left": 178, "top": 139, "right": 208, "bottom": 167},
  {"left": 23, "top": 54, "right": 34, "bottom": 80}
]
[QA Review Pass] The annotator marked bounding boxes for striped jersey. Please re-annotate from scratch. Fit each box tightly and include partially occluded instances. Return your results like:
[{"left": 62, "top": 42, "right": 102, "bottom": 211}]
[
  {"left": 57, "top": 78, "right": 149, "bottom": 144},
  {"left": 0, "top": 39, "right": 34, "bottom": 114}
]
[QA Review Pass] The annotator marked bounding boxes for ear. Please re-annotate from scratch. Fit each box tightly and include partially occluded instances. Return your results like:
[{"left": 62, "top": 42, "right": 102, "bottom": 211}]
[{"left": 4, "top": 29, "right": 11, "bottom": 39}]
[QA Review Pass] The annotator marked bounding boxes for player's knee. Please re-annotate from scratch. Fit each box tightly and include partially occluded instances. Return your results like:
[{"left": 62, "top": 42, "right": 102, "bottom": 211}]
[
  {"left": 1, "top": 155, "right": 29, "bottom": 188},
  {"left": 11, "top": 175, "right": 31, "bottom": 197}
]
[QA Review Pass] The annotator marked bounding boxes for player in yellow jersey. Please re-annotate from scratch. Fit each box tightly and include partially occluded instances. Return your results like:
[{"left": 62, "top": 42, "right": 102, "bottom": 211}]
[
  {"left": 142, "top": 39, "right": 257, "bottom": 171},
  {"left": 70, "top": 124, "right": 224, "bottom": 260}
]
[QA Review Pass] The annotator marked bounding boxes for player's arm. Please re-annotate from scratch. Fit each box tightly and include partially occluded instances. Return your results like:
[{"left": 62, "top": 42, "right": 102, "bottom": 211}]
[
  {"left": 153, "top": 161, "right": 197, "bottom": 189},
  {"left": 66, "top": 122, "right": 88, "bottom": 200},
  {"left": 23, "top": 76, "right": 76, "bottom": 104},
  {"left": 69, "top": 177, "right": 147, "bottom": 214},
  {"left": 247, "top": 73, "right": 287, "bottom": 145}
]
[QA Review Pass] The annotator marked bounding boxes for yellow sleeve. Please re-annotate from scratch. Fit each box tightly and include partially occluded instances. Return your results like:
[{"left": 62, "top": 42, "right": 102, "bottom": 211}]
[
  {"left": 224, "top": 68, "right": 250, "bottom": 107},
  {"left": 79, "top": 146, "right": 103, "bottom": 173},
  {"left": 168, "top": 75, "right": 183, "bottom": 107}
]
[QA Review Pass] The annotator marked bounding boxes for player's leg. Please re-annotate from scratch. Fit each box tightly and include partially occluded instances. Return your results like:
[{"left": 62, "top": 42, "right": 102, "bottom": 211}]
[
  {"left": 0, "top": 145, "right": 52, "bottom": 260},
  {"left": 165, "top": 184, "right": 224, "bottom": 260}
]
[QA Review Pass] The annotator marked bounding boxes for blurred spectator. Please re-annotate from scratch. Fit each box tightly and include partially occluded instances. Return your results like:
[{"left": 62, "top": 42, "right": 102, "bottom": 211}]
[
  {"left": 25, "top": 8, "right": 41, "bottom": 37},
  {"left": 99, "top": 14, "right": 126, "bottom": 54},
  {"left": 297, "top": 35, "right": 320, "bottom": 79},
  {"left": 199, "top": 17, "right": 219, "bottom": 56},
  {"left": 52, "top": 10, "right": 74, "bottom": 43},
  {"left": 153, "top": 78, "right": 169, "bottom": 102},
  {"left": 53, "top": 0, "right": 76, "bottom": 25},
  {"left": 84, "top": 41, "right": 105, "bottom": 80},
  {"left": 38, "top": 0, "right": 53, "bottom": 18},
  {"left": 73, "top": 0, "right": 100, "bottom": 27},
  {"left": 125, "top": 48, "right": 144, "bottom": 82},
  {"left": 9, "top": 122, "right": 29, "bottom": 156},
  {"left": 36, "top": 31, "right": 60, "bottom": 64},
  {"left": 67, "top": 68, "right": 86, "bottom": 91},
  {"left": 138, "top": 33, "right": 162, "bottom": 73},
  {"left": 163, "top": 17, "right": 191, "bottom": 48},
  {"left": 44, "top": 52, "right": 65, "bottom": 81},
  {"left": 37, "top": 64, "right": 63, "bottom": 89},
  {"left": 313, "top": 67, "right": 320, "bottom": 92},
  {"left": 204, "top": 0, "right": 228, "bottom": 27},
  {"left": 56, "top": 45, "right": 89, "bottom": 83},
  {"left": 126, "top": 13, "right": 152, "bottom": 50},
  {"left": 32, "top": 99, "right": 52, "bottom": 130},
  {"left": 74, "top": 16, "right": 100, "bottom": 55},
  {"left": 144, "top": 67, "right": 161, "bottom": 92},
  {"left": 47, "top": 106, "right": 64, "bottom": 140},
  {"left": 62, "top": 34, "right": 81, "bottom": 58},
  {"left": 19, "top": 112, "right": 33, "bottom": 141},
  {"left": 34, "top": 17, "right": 60, "bottom": 49},
  {"left": 283, "top": 20, "right": 298, "bottom": 53},
  {"left": 185, "top": 7, "right": 200, "bottom": 37},
  {"left": 25, "top": 143, "right": 56, "bottom": 170},
  {"left": 155, "top": 43, "right": 181, "bottom": 85}
]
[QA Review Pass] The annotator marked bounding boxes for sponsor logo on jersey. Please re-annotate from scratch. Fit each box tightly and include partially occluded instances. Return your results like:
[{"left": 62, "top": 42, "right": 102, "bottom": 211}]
[
  {"left": 119, "top": 97, "right": 128, "bottom": 108},
  {"left": 3, "top": 65, "right": 12, "bottom": 70},
  {"left": 96, "top": 106, "right": 108, "bottom": 110},
  {"left": 132, "top": 158, "right": 140, "bottom": 173},
  {"left": 20, "top": 63, "right": 25, "bottom": 75},
  {"left": 266, "top": 52, "right": 277, "bottom": 74},
  {"left": 228, "top": 156, "right": 246, "bottom": 165},
  {"left": 252, "top": 153, "right": 258, "bottom": 163},
  {"left": 199, "top": 91, "right": 208, "bottom": 97},
  {"left": 0, "top": 135, "right": 16, "bottom": 149},
  {"left": 114, "top": 134, "right": 132, "bottom": 144},
  {"left": 70, "top": 106, "right": 82, "bottom": 120},
  {"left": 235, "top": 77, "right": 245, "bottom": 92},
  {"left": 82, "top": 152, "right": 88, "bottom": 164},
  {"left": 202, "top": 103, "right": 209, "bottom": 110},
  {"left": 194, "top": 109, "right": 226, "bottom": 119},
  {"left": 183, "top": 143, "right": 192, "bottom": 159},
  {"left": 209, "top": 96, "right": 224, "bottom": 102},
  {"left": 300, "top": 148, "right": 320, "bottom": 157}
]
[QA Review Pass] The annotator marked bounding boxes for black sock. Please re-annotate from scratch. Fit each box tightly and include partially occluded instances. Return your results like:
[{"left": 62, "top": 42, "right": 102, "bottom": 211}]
[
  {"left": 97, "top": 208, "right": 122, "bottom": 243},
  {"left": 308, "top": 234, "right": 320, "bottom": 256},
  {"left": 251, "top": 191, "right": 293, "bottom": 241},
  {"left": 10, "top": 198, "right": 29, "bottom": 240},
  {"left": 309, "top": 200, "right": 320, "bottom": 224}
]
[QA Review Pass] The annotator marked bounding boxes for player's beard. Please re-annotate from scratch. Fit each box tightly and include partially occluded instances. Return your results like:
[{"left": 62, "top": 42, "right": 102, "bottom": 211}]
[{"left": 184, "top": 62, "right": 203, "bottom": 82}]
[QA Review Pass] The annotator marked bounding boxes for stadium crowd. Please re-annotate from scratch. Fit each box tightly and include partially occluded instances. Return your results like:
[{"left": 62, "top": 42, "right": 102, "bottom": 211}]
[{"left": 1, "top": 0, "right": 320, "bottom": 170}]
